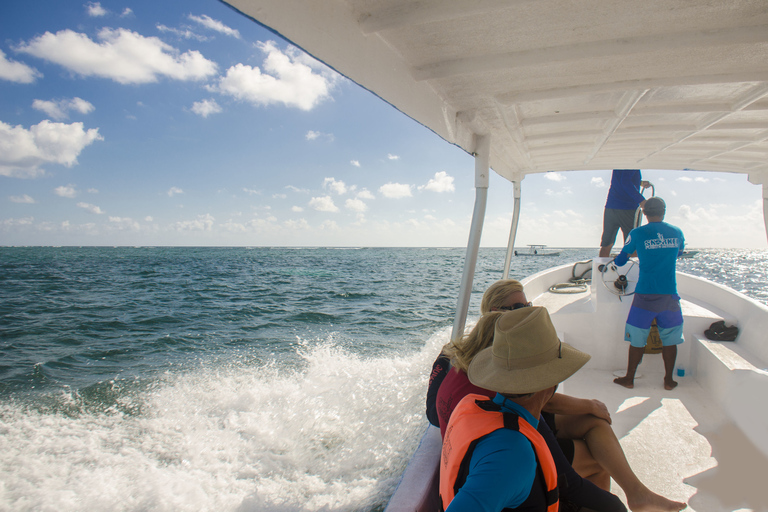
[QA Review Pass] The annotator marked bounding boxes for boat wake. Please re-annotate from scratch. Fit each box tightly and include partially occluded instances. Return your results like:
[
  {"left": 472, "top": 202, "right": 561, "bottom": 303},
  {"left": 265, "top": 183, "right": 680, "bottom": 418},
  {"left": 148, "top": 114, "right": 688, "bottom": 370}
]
[{"left": 0, "top": 330, "right": 449, "bottom": 512}]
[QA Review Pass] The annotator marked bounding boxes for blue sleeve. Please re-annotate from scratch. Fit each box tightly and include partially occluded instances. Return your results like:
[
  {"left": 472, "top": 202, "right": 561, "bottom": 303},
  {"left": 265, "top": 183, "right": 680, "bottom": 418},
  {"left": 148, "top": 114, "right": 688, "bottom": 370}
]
[
  {"left": 613, "top": 229, "right": 637, "bottom": 267},
  {"left": 446, "top": 430, "right": 536, "bottom": 512},
  {"left": 617, "top": 170, "right": 645, "bottom": 205}
]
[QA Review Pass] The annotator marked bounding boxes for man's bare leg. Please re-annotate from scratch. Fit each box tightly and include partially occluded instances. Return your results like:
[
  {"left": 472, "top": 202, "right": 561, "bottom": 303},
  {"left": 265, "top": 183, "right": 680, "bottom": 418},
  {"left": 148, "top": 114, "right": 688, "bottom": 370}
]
[
  {"left": 662, "top": 345, "right": 678, "bottom": 390},
  {"left": 614, "top": 346, "right": 644, "bottom": 389}
]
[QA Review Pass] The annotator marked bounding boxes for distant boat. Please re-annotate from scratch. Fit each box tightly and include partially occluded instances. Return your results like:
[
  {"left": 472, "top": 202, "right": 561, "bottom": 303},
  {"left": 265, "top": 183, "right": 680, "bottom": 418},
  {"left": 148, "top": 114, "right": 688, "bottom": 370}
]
[
  {"left": 679, "top": 250, "right": 699, "bottom": 259},
  {"left": 514, "top": 244, "right": 561, "bottom": 257}
]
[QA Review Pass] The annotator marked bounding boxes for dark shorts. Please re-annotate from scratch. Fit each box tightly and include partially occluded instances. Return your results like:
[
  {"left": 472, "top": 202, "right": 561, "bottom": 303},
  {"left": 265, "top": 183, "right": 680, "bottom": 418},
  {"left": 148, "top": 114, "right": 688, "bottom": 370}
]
[
  {"left": 542, "top": 412, "right": 575, "bottom": 464},
  {"left": 600, "top": 208, "right": 637, "bottom": 248},
  {"left": 625, "top": 294, "right": 685, "bottom": 347}
]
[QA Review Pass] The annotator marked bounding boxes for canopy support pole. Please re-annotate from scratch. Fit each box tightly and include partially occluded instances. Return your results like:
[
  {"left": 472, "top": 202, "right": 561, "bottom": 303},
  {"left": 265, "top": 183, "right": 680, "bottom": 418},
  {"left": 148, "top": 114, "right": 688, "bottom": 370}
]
[
  {"left": 763, "top": 183, "right": 768, "bottom": 244},
  {"left": 502, "top": 181, "right": 522, "bottom": 279},
  {"left": 451, "top": 134, "right": 490, "bottom": 343}
]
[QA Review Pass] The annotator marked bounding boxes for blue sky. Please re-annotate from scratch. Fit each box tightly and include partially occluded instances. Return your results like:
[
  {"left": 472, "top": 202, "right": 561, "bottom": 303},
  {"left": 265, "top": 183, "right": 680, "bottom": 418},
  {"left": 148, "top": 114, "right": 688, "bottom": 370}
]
[{"left": 1, "top": 1, "right": 766, "bottom": 248}]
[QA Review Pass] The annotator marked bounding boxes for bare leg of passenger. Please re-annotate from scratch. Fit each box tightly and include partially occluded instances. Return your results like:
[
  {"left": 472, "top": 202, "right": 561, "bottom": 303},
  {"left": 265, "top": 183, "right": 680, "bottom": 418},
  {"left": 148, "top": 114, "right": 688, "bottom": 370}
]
[
  {"left": 556, "top": 414, "right": 687, "bottom": 511},
  {"left": 614, "top": 346, "right": 644, "bottom": 388},
  {"left": 571, "top": 439, "right": 610, "bottom": 490},
  {"left": 599, "top": 245, "right": 612, "bottom": 258},
  {"left": 662, "top": 345, "right": 678, "bottom": 390}
]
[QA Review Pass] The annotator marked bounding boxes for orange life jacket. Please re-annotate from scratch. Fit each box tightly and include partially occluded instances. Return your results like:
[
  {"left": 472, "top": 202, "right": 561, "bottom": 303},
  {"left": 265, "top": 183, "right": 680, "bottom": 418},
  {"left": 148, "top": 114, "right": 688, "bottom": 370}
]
[{"left": 439, "top": 393, "right": 559, "bottom": 512}]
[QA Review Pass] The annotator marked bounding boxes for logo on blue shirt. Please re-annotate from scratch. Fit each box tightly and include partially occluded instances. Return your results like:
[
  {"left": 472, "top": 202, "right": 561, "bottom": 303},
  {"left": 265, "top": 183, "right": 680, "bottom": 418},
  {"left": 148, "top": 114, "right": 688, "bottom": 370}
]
[{"left": 644, "top": 233, "right": 679, "bottom": 250}]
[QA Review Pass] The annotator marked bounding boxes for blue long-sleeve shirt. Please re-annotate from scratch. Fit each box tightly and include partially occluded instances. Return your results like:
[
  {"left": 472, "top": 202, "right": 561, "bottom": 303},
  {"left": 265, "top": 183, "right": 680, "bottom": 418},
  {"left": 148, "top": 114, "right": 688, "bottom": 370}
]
[
  {"left": 605, "top": 169, "right": 646, "bottom": 210},
  {"left": 615, "top": 221, "right": 685, "bottom": 294}
]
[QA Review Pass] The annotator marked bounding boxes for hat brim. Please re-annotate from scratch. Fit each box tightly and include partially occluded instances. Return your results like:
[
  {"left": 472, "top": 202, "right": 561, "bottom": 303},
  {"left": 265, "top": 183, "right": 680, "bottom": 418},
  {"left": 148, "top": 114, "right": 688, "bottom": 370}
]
[{"left": 467, "top": 341, "right": 591, "bottom": 394}]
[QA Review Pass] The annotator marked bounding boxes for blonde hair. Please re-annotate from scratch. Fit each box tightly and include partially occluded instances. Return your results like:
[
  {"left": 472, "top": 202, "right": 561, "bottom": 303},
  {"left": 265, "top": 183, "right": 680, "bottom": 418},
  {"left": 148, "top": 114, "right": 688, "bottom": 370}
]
[
  {"left": 480, "top": 279, "right": 524, "bottom": 314},
  {"left": 442, "top": 279, "right": 526, "bottom": 372},
  {"left": 442, "top": 311, "right": 503, "bottom": 373}
]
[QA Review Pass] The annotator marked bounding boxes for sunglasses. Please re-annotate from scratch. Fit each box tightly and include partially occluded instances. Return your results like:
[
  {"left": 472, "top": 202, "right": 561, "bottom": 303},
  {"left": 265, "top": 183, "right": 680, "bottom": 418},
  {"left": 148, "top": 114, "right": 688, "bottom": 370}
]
[{"left": 497, "top": 302, "right": 532, "bottom": 311}]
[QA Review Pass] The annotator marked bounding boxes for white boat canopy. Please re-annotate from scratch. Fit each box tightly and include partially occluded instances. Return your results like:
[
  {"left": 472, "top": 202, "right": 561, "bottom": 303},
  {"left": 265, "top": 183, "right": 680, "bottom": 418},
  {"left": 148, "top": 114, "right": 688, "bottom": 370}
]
[
  {"left": 222, "top": 0, "right": 768, "bottom": 185},
  {"left": 222, "top": 0, "right": 768, "bottom": 339}
]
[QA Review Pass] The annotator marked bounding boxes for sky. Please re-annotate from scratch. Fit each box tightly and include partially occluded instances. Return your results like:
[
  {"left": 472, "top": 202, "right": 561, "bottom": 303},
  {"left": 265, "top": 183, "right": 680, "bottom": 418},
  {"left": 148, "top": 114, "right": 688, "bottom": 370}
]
[{"left": 1, "top": 1, "right": 766, "bottom": 249}]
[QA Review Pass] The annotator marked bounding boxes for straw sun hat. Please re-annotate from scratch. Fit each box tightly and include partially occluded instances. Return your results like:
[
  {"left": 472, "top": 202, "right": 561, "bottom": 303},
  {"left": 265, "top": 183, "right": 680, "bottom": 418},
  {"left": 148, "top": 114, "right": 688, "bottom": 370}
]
[{"left": 467, "top": 307, "right": 591, "bottom": 394}]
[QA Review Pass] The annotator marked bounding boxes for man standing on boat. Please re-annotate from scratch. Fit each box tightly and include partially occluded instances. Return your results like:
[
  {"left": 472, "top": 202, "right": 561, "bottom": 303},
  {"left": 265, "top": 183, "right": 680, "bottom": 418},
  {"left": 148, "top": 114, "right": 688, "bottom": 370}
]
[
  {"left": 440, "top": 307, "right": 594, "bottom": 511},
  {"left": 612, "top": 197, "right": 686, "bottom": 391},
  {"left": 599, "top": 169, "right": 651, "bottom": 257}
]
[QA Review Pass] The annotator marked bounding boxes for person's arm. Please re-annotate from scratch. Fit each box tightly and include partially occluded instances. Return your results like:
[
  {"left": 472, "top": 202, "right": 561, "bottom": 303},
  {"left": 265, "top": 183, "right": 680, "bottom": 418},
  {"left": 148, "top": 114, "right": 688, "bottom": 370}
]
[
  {"left": 617, "top": 171, "right": 646, "bottom": 205},
  {"left": 613, "top": 249, "right": 629, "bottom": 267},
  {"left": 426, "top": 354, "right": 450, "bottom": 426},
  {"left": 543, "top": 393, "right": 612, "bottom": 424}
]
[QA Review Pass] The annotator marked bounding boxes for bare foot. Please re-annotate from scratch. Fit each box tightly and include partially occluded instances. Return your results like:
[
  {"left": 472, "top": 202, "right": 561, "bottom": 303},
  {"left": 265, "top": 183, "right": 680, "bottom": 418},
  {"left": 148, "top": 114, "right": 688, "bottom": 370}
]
[
  {"left": 614, "top": 376, "right": 634, "bottom": 389},
  {"left": 627, "top": 489, "right": 687, "bottom": 511},
  {"left": 664, "top": 378, "right": 678, "bottom": 390}
]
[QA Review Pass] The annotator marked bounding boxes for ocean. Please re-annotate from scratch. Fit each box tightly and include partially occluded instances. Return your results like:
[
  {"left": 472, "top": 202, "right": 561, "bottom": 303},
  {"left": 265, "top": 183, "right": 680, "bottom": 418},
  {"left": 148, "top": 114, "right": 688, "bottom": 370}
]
[{"left": 1, "top": 246, "right": 767, "bottom": 511}]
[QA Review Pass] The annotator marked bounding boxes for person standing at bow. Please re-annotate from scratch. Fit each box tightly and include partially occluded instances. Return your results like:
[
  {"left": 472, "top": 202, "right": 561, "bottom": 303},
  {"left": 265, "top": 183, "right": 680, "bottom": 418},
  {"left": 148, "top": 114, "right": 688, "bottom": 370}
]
[
  {"left": 599, "top": 169, "right": 651, "bottom": 258},
  {"left": 613, "top": 197, "right": 686, "bottom": 391}
]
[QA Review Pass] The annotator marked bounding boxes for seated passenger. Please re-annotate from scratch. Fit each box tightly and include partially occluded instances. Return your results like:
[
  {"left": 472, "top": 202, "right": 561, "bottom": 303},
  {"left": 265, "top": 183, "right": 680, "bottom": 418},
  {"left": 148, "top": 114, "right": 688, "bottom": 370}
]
[{"left": 429, "top": 279, "right": 686, "bottom": 512}]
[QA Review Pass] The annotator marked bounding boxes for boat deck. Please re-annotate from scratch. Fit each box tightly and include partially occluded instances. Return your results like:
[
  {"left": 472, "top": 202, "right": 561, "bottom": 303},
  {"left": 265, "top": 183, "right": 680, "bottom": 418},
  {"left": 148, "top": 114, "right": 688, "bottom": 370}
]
[{"left": 563, "top": 368, "right": 768, "bottom": 512}]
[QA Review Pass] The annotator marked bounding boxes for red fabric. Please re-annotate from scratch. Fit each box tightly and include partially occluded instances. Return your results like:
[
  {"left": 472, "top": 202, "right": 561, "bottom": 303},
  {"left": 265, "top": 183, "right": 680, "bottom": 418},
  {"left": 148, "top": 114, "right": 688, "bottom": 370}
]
[{"left": 436, "top": 367, "right": 494, "bottom": 438}]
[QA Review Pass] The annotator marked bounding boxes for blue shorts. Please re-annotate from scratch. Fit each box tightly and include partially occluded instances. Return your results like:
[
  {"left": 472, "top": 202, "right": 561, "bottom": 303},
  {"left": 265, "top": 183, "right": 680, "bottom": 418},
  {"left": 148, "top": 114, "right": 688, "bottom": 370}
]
[{"left": 624, "top": 294, "right": 684, "bottom": 348}]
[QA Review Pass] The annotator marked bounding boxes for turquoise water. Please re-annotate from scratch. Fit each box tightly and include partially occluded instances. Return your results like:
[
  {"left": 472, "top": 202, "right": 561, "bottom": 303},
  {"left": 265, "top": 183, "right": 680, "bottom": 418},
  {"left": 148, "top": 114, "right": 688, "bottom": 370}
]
[{"left": 1, "top": 246, "right": 766, "bottom": 511}]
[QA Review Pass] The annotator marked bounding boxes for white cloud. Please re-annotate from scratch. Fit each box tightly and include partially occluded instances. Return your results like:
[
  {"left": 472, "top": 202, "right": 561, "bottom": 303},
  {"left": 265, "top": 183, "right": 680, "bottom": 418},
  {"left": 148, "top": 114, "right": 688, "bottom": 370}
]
[
  {"left": 286, "top": 185, "right": 309, "bottom": 193},
  {"left": 319, "top": 220, "right": 339, "bottom": 231},
  {"left": 309, "top": 195, "right": 338, "bottom": 212},
  {"left": 419, "top": 171, "right": 455, "bottom": 193},
  {"left": 695, "top": 177, "right": 709, "bottom": 183},
  {"left": 350, "top": 160, "right": 360, "bottom": 167},
  {"left": 591, "top": 177, "right": 606, "bottom": 188},
  {"left": 17, "top": 28, "right": 218, "bottom": 84},
  {"left": 33, "top": 97, "right": 95, "bottom": 120},
  {"left": 10, "top": 194, "right": 36, "bottom": 203},
  {"left": 0, "top": 120, "right": 102, "bottom": 178},
  {"left": 156, "top": 24, "right": 209, "bottom": 42},
  {"left": 305, "top": 130, "right": 334, "bottom": 142},
  {"left": 145, "top": 216, "right": 153, "bottom": 222},
  {"left": 191, "top": 98, "right": 222, "bottom": 118},
  {"left": 0, "top": 49, "right": 40, "bottom": 83},
  {"left": 272, "top": 193, "right": 287, "bottom": 199},
  {"left": 85, "top": 2, "right": 107, "bottom": 17},
  {"left": 77, "top": 202, "right": 104, "bottom": 214},
  {"left": 109, "top": 216, "right": 139, "bottom": 230},
  {"left": 242, "top": 188, "right": 261, "bottom": 195},
  {"left": 545, "top": 172, "right": 566, "bottom": 182},
  {"left": 544, "top": 186, "right": 573, "bottom": 196},
  {"left": 88, "top": 188, "right": 99, "bottom": 194},
  {"left": 323, "top": 177, "right": 347, "bottom": 195},
  {"left": 677, "top": 177, "right": 692, "bottom": 183},
  {"left": 379, "top": 182, "right": 412, "bottom": 199},
  {"left": 188, "top": 14, "right": 240, "bottom": 39},
  {"left": 173, "top": 213, "right": 214, "bottom": 231},
  {"left": 167, "top": 187, "right": 184, "bottom": 197},
  {"left": 388, "top": 154, "right": 399, "bottom": 160},
  {"left": 356, "top": 189, "right": 375, "bottom": 200},
  {"left": 284, "top": 218, "right": 310, "bottom": 230},
  {"left": 213, "top": 41, "right": 331, "bottom": 111},
  {"left": 55, "top": 185, "right": 78, "bottom": 198},
  {"left": 345, "top": 198, "right": 367, "bottom": 212},
  {"left": 291, "top": 206, "right": 304, "bottom": 212},
  {"left": 121, "top": 8, "right": 133, "bottom": 17}
]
